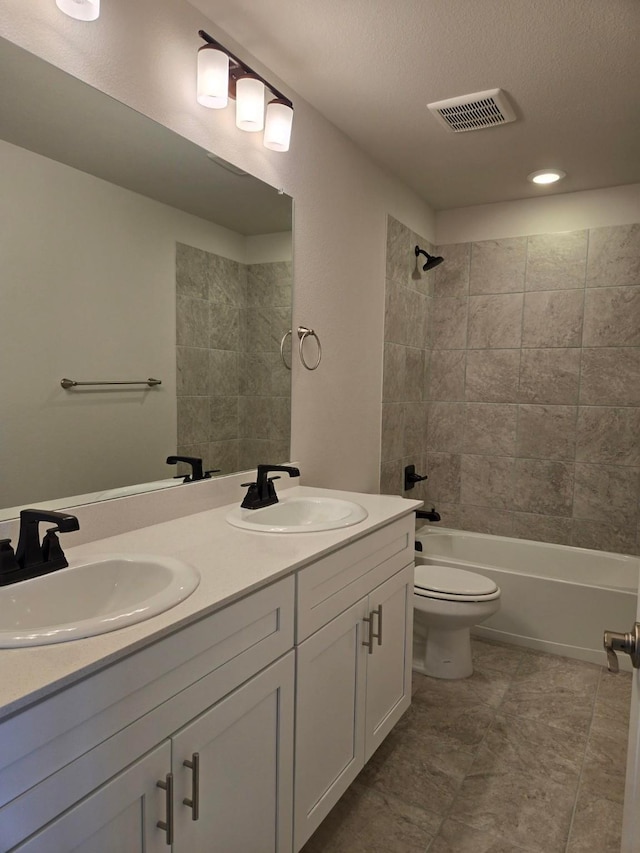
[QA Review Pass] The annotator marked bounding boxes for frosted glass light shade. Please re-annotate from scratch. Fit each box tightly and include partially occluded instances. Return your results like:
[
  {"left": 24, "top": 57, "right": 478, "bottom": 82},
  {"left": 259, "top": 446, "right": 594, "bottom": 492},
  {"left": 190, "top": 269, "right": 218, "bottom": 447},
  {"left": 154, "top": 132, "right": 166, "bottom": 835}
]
[
  {"left": 197, "top": 45, "right": 229, "bottom": 109},
  {"left": 235, "top": 75, "right": 265, "bottom": 132},
  {"left": 264, "top": 99, "right": 293, "bottom": 152},
  {"left": 56, "top": 0, "right": 99, "bottom": 20}
]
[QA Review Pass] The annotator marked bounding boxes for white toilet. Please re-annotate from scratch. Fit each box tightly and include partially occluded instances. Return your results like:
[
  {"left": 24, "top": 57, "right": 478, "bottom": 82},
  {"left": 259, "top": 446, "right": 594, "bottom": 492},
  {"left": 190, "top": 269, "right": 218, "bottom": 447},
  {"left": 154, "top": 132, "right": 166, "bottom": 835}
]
[{"left": 413, "top": 563, "right": 501, "bottom": 679}]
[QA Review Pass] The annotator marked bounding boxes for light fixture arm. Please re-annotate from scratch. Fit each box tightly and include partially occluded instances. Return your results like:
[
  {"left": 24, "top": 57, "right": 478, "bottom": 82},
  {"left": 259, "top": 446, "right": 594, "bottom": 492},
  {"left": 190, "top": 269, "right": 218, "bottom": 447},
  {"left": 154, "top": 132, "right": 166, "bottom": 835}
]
[{"left": 198, "top": 30, "right": 292, "bottom": 109}]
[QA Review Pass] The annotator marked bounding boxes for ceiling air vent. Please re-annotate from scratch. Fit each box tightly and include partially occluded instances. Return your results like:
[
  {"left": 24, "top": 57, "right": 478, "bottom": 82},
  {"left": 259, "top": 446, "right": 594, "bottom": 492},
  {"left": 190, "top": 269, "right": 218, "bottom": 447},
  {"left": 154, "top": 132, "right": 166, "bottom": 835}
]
[{"left": 427, "top": 88, "right": 516, "bottom": 133}]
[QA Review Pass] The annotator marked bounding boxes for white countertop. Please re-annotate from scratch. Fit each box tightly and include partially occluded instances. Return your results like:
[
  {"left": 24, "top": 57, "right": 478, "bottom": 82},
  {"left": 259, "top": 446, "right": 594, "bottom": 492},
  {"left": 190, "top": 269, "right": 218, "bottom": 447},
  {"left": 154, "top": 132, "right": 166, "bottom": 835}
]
[{"left": 0, "top": 486, "right": 421, "bottom": 720}]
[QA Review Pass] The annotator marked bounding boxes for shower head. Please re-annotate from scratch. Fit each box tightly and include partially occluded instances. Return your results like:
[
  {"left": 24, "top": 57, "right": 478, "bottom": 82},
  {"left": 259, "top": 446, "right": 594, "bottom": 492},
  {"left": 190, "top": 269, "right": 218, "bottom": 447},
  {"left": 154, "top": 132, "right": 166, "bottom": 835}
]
[{"left": 415, "top": 245, "right": 444, "bottom": 272}]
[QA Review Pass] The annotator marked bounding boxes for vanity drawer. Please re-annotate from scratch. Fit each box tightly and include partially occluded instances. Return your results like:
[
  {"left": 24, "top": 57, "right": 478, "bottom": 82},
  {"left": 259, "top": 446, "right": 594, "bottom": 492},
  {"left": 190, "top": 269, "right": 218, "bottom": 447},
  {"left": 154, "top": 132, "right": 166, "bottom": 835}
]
[
  {"left": 0, "top": 575, "right": 294, "bottom": 810},
  {"left": 296, "top": 516, "right": 413, "bottom": 641}
]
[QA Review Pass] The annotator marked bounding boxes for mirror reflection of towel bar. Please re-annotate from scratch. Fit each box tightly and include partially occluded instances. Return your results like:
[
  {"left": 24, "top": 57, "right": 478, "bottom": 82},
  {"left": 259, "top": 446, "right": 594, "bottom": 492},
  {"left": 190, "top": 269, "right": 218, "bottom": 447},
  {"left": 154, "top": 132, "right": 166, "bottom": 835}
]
[{"left": 60, "top": 378, "right": 162, "bottom": 389}]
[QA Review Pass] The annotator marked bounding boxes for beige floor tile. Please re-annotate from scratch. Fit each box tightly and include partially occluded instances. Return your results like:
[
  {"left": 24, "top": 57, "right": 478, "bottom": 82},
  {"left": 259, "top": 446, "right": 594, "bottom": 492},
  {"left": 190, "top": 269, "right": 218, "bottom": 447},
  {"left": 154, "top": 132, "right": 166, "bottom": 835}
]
[
  {"left": 471, "top": 637, "right": 526, "bottom": 676},
  {"left": 476, "top": 714, "right": 587, "bottom": 783},
  {"left": 591, "top": 670, "right": 632, "bottom": 742},
  {"left": 446, "top": 769, "right": 578, "bottom": 852},
  {"left": 579, "top": 730, "right": 628, "bottom": 805},
  {"left": 566, "top": 789, "right": 624, "bottom": 853},
  {"left": 428, "top": 817, "right": 543, "bottom": 852},
  {"left": 301, "top": 783, "right": 438, "bottom": 853},
  {"left": 397, "top": 693, "right": 495, "bottom": 754},
  {"left": 356, "top": 729, "right": 474, "bottom": 815},
  {"left": 413, "top": 664, "right": 512, "bottom": 709},
  {"left": 499, "top": 651, "right": 600, "bottom": 734}
]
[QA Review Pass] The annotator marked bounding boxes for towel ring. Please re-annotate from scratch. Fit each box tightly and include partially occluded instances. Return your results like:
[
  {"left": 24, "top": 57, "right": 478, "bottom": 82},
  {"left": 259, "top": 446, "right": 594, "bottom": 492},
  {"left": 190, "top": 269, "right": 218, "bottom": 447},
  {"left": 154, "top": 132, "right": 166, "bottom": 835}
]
[
  {"left": 297, "top": 326, "right": 322, "bottom": 371},
  {"left": 280, "top": 330, "right": 292, "bottom": 370}
]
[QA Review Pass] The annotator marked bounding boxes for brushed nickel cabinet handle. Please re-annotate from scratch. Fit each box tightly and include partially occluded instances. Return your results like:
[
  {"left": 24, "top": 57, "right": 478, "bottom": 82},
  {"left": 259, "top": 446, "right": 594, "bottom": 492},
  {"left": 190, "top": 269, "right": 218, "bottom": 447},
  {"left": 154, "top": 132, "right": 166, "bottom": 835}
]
[
  {"left": 156, "top": 772, "right": 174, "bottom": 845},
  {"left": 372, "top": 604, "right": 383, "bottom": 646},
  {"left": 183, "top": 752, "right": 200, "bottom": 820},
  {"left": 362, "top": 614, "right": 374, "bottom": 654}
]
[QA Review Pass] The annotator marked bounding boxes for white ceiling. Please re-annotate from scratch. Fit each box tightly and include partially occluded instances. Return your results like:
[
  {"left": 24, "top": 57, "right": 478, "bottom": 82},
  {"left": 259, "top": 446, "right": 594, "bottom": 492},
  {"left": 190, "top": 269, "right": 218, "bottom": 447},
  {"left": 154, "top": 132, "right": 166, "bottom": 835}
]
[{"left": 190, "top": 0, "right": 640, "bottom": 210}]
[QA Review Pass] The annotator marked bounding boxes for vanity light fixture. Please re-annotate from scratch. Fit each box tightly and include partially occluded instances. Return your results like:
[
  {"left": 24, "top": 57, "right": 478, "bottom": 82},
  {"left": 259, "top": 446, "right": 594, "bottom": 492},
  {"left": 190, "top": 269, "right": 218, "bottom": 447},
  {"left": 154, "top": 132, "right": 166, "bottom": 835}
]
[
  {"left": 56, "top": 0, "right": 100, "bottom": 21},
  {"left": 527, "top": 168, "right": 566, "bottom": 185},
  {"left": 197, "top": 29, "right": 294, "bottom": 152}
]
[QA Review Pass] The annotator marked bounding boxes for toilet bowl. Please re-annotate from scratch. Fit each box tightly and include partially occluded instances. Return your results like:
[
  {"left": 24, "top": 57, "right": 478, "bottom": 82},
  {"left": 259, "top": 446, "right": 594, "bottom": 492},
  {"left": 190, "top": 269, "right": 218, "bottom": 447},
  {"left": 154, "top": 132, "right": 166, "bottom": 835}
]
[{"left": 413, "top": 563, "right": 501, "bottom": 679}]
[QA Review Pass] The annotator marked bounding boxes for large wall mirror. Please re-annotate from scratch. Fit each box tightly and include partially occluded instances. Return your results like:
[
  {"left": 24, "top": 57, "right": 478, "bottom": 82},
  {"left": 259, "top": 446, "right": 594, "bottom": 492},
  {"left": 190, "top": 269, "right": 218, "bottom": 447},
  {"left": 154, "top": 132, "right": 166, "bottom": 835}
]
[{"left": 0, "top": 37, "right": 293, "bottom": 520}]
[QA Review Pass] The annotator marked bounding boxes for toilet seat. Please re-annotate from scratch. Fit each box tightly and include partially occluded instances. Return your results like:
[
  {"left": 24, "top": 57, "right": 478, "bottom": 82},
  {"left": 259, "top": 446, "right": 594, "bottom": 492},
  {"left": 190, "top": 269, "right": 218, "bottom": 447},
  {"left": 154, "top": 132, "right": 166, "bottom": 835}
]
[{"left": 414, "top": 564, "right": 500, "bottom": 602}]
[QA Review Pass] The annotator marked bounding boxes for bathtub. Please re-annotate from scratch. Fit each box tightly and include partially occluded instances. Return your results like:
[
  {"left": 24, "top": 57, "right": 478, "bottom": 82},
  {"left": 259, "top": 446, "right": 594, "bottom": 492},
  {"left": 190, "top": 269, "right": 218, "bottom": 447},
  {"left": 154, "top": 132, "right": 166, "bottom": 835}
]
[{"left": 414, "top": 527, "right": 639, "bottom": 669}]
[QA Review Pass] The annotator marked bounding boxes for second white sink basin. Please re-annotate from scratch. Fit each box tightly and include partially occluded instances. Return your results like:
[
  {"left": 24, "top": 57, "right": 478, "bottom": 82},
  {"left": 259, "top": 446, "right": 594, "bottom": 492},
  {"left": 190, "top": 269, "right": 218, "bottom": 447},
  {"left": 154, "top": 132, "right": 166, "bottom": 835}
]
[
  {"left": 0, "top": 555, "right": 200, "bottom": 648},
  {"left": 226, "top": 496, "right": 368, "bottom": 533}
]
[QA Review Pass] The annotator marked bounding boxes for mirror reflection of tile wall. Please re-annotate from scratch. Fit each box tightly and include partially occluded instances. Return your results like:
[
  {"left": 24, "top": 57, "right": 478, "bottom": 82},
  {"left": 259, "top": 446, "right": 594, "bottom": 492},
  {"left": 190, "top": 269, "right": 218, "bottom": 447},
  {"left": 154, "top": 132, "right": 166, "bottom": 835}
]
[
  {"left": 382, "top": 218, "right": 640, "bottom": 554},
  {"left": 176, "top": 243, "right": 292, "bottom": 476}
]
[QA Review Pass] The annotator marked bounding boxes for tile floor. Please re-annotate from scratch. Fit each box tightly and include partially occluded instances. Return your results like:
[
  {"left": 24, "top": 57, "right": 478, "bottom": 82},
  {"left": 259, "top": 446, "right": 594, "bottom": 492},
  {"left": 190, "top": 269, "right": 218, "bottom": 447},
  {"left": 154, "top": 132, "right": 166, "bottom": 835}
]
[{"left": 301, "top": 638, "right": 632, "bottom": 853}]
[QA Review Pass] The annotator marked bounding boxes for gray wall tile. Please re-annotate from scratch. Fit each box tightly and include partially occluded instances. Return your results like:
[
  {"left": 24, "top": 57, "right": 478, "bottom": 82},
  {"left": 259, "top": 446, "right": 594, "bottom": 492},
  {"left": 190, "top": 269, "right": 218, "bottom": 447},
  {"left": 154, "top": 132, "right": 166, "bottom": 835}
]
[
  {"left": 386, "top": 215, "right": 413, "bottom": 285},
  {"left": 381, "top": 403, "right": 405, "bottom": 463},
  {"left": 522, "top": 290, "right": 584, "bottom": 348},
  {"left": 583, "top": 286, "right": 640, "bottom": 347},
  {"left": 460, "top": 505, "right": 514, "bottom": 537},
  {"left": 525, "top": 231, "right": 588, "bottom": 291},
  {"left": 580, "top": 348, "right": 640, "bottom": 406},
  {"left": 380, "top": 460, "right": 403, "bottom": 496},
  {"left": 586, "top": 224, "right": 640, "bottom": 288},
  {"left": 513, "top": 459, "right": 574, "bottom": 515},
  {"left": 177, "top": 396, "right": 209, "bottom": 445},
  {"left": 429, "top": 350, "right": 466, "bottom": 401},
  {"left": 516, "top": 405, "right": 577, "bottom": 461},
  {"left": 469, "top": 237, "right": 527, "bottom": 295},
  {"left": 576, "top": 407, "right": 640, "bottom": 466},
  {"left": 425, "top": 452, "right": 461, "bottom": 503},
  {"left": 573, "top": 463, "right": 639, "bottom": 525},
  {"left": 381, "top": 218, "right": 640, "bottom": 554},
  {"left": 466, "top": 350, "right": 520, "bottom": 402},
  {"left": 210, "top": 349, "right": 238, "bottom": 397},
  {"left": 427, "top": 402, "right": 465, "bottom": 452},
  {"left": 512, "top": 513, "right": 573, "bottom": 546},
  {"left": 464, "top": 403, "right": 517, "bottom": 456},
  {"left": 177, "top": 346, "right": 209, "bottom": 396},
  {"left": 467, "top": 293, "right": 523, "bottom": 349},
  {"left": 572, "top": 519, "right": 638, "bottom": 555},
  {"left": 460, "top": 454, "right": 514, "bottom": 508},
  {"left": 433, "top": 242, "right": 470, "bottom": 298},
  {"left": 210, "top": 304, "right": 240, "bottom": 350},
  {"left": 176, "top": 295, "right": 209, "bottom": 348},
  {"left": 210, "top": 396, "right": 239, "bottom": 442},
  {"left": 431, "top": 297, "right": 468, "bottom": 349},
  {"left": 405, "top": 402, "right": 429, "bottom": 455},
  {"left": 518, "top": 348, "right": 581, "bottom": 404}
]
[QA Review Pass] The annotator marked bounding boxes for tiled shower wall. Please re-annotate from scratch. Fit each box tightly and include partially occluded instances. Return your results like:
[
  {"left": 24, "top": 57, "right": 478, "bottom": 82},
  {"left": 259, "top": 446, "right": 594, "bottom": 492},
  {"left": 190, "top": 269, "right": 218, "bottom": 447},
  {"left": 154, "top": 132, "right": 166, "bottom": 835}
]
[
  {"left": 382, "top": 218, "right": 640, "bottom": 554},
  {"left": 176, "top": 242, "right": 291, "bottom": 476}
]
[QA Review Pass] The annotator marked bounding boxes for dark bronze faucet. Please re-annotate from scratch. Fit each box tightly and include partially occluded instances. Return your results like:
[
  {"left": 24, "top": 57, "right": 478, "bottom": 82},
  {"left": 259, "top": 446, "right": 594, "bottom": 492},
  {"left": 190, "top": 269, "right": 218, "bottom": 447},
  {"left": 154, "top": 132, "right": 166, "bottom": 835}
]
[
  {"left": 0, "top": 509, "right": 80, "bottom": 586},
  {"left": 241, "top": 465, "right": 301, "bottom": 509},
  {"left": 166, "top": 455, "right": 220, "bottom": 483}
]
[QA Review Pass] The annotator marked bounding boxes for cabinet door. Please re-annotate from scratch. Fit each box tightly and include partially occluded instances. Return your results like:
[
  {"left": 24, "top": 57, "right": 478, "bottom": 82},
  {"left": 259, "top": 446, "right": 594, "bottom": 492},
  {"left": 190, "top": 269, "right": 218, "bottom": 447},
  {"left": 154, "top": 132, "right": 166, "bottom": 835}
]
[
  {"left": 13, "top": 742, "right": 171, "bottom": 853},
  {"left": 365, "top": 562, "right": 414, "bottom": 761},
  {"left": 172, "top": 652, "right": 295, "bottom": 853},
  {"left": 294, "top": 597, "right": 368, "bottom": 851}
]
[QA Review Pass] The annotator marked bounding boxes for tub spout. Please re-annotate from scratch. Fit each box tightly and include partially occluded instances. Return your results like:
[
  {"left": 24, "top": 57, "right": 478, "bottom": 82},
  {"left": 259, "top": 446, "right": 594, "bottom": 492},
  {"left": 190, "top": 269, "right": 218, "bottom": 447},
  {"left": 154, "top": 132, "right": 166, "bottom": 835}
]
[{"left": 416, "top": 508, "right": 441, "bottom": 523}]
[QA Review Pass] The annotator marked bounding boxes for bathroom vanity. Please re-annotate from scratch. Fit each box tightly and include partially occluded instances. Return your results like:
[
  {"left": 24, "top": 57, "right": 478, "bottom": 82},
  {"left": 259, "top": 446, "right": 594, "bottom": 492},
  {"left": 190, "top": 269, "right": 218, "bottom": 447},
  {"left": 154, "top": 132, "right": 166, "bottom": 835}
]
[{"left": 0, "top": 486, "right": 419, "bottom": 852}]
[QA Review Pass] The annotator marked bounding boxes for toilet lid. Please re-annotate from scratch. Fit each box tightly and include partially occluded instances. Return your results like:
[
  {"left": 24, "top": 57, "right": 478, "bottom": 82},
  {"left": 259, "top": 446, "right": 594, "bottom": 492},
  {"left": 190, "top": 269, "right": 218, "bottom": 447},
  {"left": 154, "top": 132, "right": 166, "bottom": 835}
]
[{"left": 415, "top": 564, "right": 498, "bottom": 597}]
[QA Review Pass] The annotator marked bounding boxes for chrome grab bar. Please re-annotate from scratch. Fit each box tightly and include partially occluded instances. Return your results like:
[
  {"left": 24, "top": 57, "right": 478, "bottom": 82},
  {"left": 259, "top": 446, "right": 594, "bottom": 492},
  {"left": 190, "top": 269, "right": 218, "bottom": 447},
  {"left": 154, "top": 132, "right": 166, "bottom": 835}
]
[{"left": 61, "top": 378, "right": 161, "bottom": 389}]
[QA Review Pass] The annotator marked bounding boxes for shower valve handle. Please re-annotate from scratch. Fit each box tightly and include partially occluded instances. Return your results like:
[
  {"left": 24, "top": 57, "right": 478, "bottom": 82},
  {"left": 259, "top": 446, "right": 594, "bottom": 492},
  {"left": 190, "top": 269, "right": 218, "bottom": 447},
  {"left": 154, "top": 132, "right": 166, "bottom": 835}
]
[{"left": 603, "top": 623, "right": 640, "bottom": 673}]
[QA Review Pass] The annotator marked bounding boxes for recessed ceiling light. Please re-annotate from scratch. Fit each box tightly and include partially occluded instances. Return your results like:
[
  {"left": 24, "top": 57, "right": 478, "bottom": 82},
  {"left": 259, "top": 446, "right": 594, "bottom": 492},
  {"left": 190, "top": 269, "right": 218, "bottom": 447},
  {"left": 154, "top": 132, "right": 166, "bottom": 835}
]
[{"left": 527, "top": 169, "right": 566, "bottom": 185}]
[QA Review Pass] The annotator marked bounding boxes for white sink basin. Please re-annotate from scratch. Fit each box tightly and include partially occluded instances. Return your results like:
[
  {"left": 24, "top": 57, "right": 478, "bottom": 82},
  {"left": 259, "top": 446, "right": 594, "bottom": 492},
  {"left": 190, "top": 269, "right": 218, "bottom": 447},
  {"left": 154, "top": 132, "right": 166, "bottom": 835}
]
[
  {"left": 226, "top": 496, "right": 368, "bottom": 533},
  {"left": 0, "top": 555, "right": 200, "bottom": 648}
]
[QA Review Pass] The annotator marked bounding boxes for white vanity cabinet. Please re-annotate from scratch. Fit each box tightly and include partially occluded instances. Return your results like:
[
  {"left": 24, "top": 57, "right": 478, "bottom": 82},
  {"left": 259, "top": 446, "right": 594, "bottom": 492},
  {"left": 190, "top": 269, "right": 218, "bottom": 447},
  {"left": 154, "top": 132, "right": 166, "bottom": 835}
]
[
  {"left": 0, "top": 577, "right": 295, "bottom": 853},
  {"left": 13, "top": 654, "right": 294, "bottom": 853},
  {"left": 293, "top": 516, "right": 414, "bottom": 850},
  {"left": 0, "top": 505, "right": 416, "bottom": 853}
]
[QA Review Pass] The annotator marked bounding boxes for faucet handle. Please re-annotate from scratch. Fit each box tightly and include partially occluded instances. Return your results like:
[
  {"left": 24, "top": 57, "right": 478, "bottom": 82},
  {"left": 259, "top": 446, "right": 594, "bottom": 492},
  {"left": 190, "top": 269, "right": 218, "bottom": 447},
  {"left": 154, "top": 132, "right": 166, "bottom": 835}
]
[
  {"left": 41, "top": 528, "right": 68, "bottom": 569},
  {"left": 0, "top": 539, "right": 19, "bottom": 580}
]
